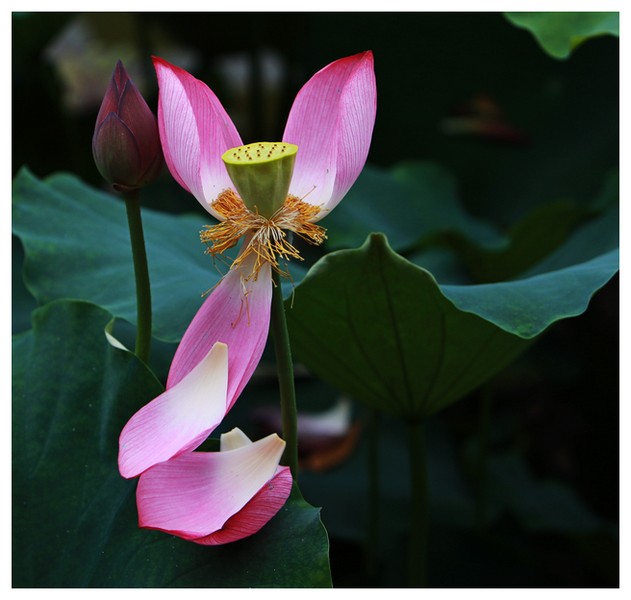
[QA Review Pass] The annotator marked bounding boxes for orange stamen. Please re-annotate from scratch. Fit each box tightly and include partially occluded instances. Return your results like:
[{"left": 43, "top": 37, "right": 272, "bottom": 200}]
[{"left": 200, "top": 189, "right": 327, "bottom": 279}]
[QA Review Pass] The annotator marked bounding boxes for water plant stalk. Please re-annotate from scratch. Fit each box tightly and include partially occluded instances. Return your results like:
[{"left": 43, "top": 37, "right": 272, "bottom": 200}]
[
  {"left": 270, "top": 269, "right": 299, "bottom": 477},
  {"left": 407, "top": 419, "right": 428, "bottom": 586},
  {"left": 123, "top": 190, "right": 152, "bottom": 363}
]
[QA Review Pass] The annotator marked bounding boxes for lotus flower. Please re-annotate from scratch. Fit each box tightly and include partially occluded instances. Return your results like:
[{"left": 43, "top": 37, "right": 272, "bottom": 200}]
[
  {"left": 117, "top": 52, "right": 375, "bottom": 544},
  {"left": 153, "top": 51, "right": 377, "bottom": 386}
]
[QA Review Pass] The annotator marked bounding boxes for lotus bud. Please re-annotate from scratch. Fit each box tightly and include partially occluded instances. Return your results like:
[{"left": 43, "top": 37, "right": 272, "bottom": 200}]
[{"left": 92, "top": 60, "right": 163, "bottom": 192}]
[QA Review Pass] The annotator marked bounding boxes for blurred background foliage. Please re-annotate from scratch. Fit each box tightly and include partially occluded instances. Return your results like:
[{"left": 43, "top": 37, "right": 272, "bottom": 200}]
[{"left": 13, "top": 12, "right": 618, "bottom": 587}]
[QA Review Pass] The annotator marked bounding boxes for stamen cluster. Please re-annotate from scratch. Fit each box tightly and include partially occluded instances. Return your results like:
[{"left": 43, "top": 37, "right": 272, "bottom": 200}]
[{"left": 201, "top": 190, "right": 326, "bottom": 279}]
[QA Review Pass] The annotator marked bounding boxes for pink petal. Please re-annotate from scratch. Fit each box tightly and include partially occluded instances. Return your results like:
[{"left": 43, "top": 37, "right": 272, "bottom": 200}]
[
  {"left": 193, "top": 466, "right": 292, "bottom": 545},
  {"left": 219, "top": 426, "right": 254, "bottom": 451},
  {"left": 118, "top": 342, "right": 228, "bottom": 479},
  {"left": 153, "top": 56, "right": 242, "bottom": 218},
  {"left": 283, "top": 51, "right": 377, "bottom": 220},
  {"left": 166, "top": 250, "right": 272, "bottom": 411},
  {"left": 136, "top": 432, "right": 289, "bottom": 542}
]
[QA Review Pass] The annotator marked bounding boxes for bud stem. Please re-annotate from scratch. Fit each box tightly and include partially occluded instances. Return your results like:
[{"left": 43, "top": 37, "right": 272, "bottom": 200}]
[
  {"left": 123, "top": 190, "right": 152, "bottom": 363},
  {"left": 407, "top": 419, "right": 428, "bottom": 587},
  {"left": 270, "top": 269, "right": 299, "bottom": 478}
]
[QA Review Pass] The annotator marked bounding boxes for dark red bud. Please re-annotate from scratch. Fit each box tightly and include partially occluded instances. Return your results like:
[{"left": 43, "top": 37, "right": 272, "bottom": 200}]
[{"left": 92, "top": 60, "right": 163, "bottom": 192}]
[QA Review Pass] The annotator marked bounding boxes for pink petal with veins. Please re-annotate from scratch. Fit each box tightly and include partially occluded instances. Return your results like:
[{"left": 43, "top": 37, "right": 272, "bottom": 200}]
[
  {"left": 136, "top": 432, "right": 289, "bottom": 543},
  {"left": 283, "top": 51, "right": 376, "bottom": 220},
  {"left": 166, "top": 250, "right": 272, "bottom": 412},
  {"left": 192, "top": 466, "right": 292, "bottom": 545},
  {"left": 118, "top": 342, "right": 228, "bottom": 479},
  {"left": 153, "top": 56, "right": 242, "bottom": 219}
]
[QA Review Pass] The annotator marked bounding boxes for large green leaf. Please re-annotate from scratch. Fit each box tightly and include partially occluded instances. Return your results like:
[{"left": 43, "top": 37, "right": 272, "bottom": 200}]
[
  {"left": 286, "top": 234, "right": 617, "bottom": 418},
  {"left": 438, "top": 200, "right": 597, "bottom": 282},
  {"left": 442, "top": 249, "right": 618, "bottom": 339},
  {"left": 467, "top": 169, "right": 618, "bottom": 281},
  {"left": 324, "top": 162, "right": 615, "bottom": 285},
  {"left": 12, "top": 236, "right": 37, "bottom": 334},
  {"left": 12, "top": 169, "right": 305, "bottom": 344},
  {"left": 323, "top": 162, "right": 501, "bottom": 253},
  {"left": 395, "top": 164, "right": 618, "bottom": 283},
  {"left": 12, "top": 168, "right": 216, "bottom": 343},
  {"left": 13, "top": 300, "right": 331, "bottom": 587},
  {"left": 505, "top": 12, "right": 619, "bottom": 59}
]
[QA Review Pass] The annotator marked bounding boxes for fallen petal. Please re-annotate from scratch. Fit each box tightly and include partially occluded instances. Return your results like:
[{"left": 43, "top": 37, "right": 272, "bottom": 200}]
[
  {"left": 220, "top": 426, "right": 253, "bottom": 451},
  {"left": 136, "top": 432, "right": 289, "bottom": 542},
  {"left": 118, "top": 342, "right": 228, "bottom": 479},
  {"left": 193, "top": 466, "right": 292, "bottom": 545}
]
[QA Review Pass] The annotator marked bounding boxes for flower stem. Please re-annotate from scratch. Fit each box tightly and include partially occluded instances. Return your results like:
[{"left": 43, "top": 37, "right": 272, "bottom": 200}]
[
  {"left": 407, "top": 419, "right": 428, "bottom": 587},
  {"left": 122, "top": 190, "right": 152, "bottom": 363},
  {"left": 475, "top": 384, "right": 494, "bottom": 531},
  {"left": 270, "top": 270, "right": 298, "bottom": 477},
  {"left": 364, "top": 409, "right": 381, "bottom": 583}
]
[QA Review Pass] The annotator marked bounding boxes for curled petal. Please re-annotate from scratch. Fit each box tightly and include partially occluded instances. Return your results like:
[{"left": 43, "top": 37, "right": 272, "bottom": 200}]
[
  {"left": 220, "top": 426, "right": 253, "bottom": 451},
  {"left": 193, "top": 466, "right": 292, "bottom": 545},
  {"left": 153, "top": 56, "right": 242, "bottom": 218},
  {"left": 118, "top": 342, "right": 228, "bottom": 479},
  {"left": 166, "top": 250, "right": 272, "bottom": 410},
  {"left": 283, "top": 51, "right": 377, "bottom": 220},
  {"left": 136, "top": 431, "right": 289, "bottom": 543}
]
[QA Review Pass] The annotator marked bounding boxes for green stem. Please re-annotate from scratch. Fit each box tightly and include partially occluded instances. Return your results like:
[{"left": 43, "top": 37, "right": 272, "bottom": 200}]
[
  {"left": 475, "top": 385, "right": 493, "bottom": 531},
  {"left": 123, "top": 190, "right": 152, "bottom": 363},
  {"left": 270, "top": 270, "right": 298, "bottom": 478},
  {"left": 407, "top": 419, "right": 428, "bottom": 587},
  {"left": 364, "top": 409, "right": 380, "bottom": 583}
]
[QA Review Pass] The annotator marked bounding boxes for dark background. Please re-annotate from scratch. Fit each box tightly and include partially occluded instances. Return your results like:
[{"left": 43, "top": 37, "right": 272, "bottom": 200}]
[{"left": 12, "top": 12, "right": 619, "bottom": 587}]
